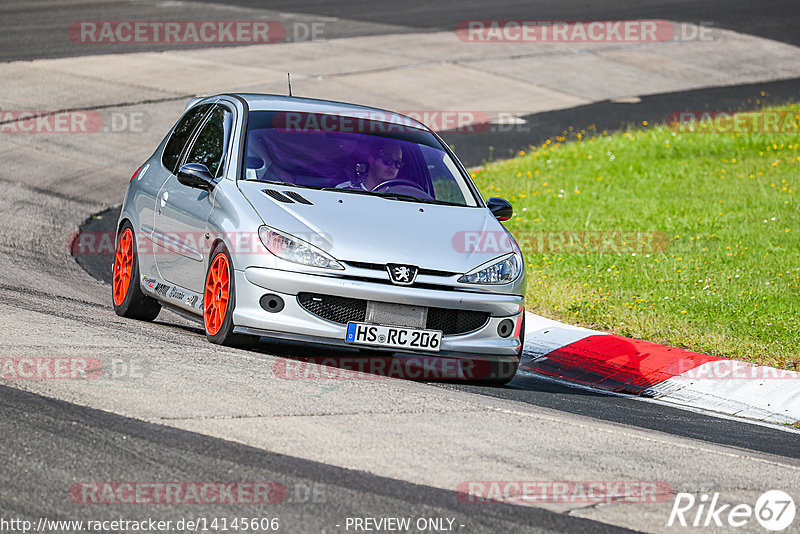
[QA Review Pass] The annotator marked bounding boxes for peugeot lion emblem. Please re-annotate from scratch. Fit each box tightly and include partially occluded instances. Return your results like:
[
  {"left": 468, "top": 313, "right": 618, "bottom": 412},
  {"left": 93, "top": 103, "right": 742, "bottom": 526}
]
[{"left": 386, "top": 264, "right": 419, "bottom": 286}]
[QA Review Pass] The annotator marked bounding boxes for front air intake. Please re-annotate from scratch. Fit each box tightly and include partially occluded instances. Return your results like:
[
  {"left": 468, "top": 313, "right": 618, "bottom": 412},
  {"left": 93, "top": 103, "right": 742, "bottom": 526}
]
[
  {"left": 297, "top": 293, "right": 489, "bottom": 335},
  {"left": 262, "top": 189, "right": 294, "bottom": 203},
  {"left": 283, "top": 191, "right": 313, "bottom": 205}
]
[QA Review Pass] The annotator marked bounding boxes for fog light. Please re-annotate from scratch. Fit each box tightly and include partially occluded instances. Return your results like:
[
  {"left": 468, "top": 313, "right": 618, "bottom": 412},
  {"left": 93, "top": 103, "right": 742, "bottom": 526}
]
[
  {"left": 497, "top": 319, "right": 514, "bottom": 338},
  {"left": 260, "top": 294, "right": 284, "bottom": 313}
]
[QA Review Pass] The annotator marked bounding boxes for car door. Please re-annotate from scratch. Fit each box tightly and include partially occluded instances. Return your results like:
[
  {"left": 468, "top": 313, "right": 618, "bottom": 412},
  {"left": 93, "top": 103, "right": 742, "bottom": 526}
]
[
  {"left": 153, "top": 103, "right": 233, "bottom": 292},
  {"left": 138, "top": 103, "right": 212, "bottom": 274}
]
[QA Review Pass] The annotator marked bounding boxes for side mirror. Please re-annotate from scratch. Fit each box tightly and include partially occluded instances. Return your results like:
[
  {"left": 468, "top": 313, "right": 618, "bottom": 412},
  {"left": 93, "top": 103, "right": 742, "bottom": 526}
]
[
  {"left": 177, "top": 163, "right": 215, "bottom": 191},
  {"left": 487, "top": 197, "right": 513, "bottom": 221},
  {"left": 246, "top": 156, "right": 265, "bottom": 169}
]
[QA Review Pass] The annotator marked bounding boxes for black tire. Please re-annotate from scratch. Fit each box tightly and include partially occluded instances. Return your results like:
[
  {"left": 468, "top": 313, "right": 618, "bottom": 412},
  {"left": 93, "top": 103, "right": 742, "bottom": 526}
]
[
  {"left": 112, "top": 222, "right": 161, "bottom": 321},
  {"left": 477, "top": 359, "right": 520, "bottom": 386},
  {"left": 203, "top": 242, "right": 255, "bottom": 348}
]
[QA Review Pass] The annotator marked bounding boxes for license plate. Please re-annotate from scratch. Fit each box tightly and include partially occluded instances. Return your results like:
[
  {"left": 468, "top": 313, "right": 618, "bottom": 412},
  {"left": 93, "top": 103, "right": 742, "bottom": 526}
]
[{"left": 345, "top": 322, "right": 442, "bottom": 352}]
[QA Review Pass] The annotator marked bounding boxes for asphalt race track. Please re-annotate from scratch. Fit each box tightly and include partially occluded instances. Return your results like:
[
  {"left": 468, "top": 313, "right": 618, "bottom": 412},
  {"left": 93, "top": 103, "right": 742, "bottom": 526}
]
[
  {"left": 1, "top": 385, "right": 628, "bottom": 533},
  {"left": 2, "top": 0, "right": 799, "bottom": 61},
  {"left": 2, "top": 1, "right": 800, "bottom": 533}
]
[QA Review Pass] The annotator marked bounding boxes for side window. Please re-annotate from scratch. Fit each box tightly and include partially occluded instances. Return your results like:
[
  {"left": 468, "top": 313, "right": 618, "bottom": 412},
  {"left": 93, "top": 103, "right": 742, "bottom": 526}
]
[
  {"left": 162, "top": 104, "right": 211, "bottom": 174},
  {"left": 184, "top": 106, "right": 231, "bottom": 178},
  {"left": 422, "top": 146, "right": 469, "bottom": 205}
]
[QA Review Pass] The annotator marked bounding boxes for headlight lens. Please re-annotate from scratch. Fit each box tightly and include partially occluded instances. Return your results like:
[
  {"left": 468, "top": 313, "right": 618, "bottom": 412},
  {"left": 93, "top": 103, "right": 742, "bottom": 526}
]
[
  {"left": 458, "top": 253, "right": 521, "bottom": 285},
  {"left": 258, "top": 226, "right": 343, "bottom": 270}
]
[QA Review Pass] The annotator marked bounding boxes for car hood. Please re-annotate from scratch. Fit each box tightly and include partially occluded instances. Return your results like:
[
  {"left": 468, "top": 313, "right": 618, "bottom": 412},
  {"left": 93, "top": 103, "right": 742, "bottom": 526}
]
[{"left": 239, "top": 181, "right": 519, "bottom": 274}]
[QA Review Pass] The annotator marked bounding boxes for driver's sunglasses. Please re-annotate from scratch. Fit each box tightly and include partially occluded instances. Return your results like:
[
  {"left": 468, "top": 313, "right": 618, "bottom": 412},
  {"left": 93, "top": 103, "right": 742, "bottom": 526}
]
[{"left": 379, "top": 154, "right": 405, "bottom": 169}]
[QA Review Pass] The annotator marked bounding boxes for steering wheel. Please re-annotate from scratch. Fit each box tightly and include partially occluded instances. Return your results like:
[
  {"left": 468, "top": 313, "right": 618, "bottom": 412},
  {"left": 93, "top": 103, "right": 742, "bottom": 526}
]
[{"left": 371, "top": 179, "right": 426, "bottom": 192}]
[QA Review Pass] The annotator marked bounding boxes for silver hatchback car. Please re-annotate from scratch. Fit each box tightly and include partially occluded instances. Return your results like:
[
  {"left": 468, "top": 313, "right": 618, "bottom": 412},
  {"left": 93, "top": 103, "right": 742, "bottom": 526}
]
[{"left": 113, "top": 94, "right": 525, "bottom": 383}]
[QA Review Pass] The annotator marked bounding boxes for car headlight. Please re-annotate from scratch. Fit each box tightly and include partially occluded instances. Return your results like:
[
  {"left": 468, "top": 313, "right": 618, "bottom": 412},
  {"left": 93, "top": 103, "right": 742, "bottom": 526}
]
[
  {"left": 258, "top": 226, "right": 343, "bottom": 270},
  {"left": 458, "top": 253, "right": 522, "bottom": 284}
]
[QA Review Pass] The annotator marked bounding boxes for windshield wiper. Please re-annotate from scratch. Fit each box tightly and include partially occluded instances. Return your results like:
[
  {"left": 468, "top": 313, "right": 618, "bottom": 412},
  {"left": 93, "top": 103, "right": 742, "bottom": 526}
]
[
  {"left": 322, "top": 187, "right": 459, "bottom": 206},
  {"left": 375, "top": 192, "right": 461, "bottom": 206},
  {"left": 320, "top": 187, "right": 382, "bottom": 197},
  {"left": 375, "top": 192, "right": 430, "bottom": 203},
  {"left": 321, "top": 188, "right": 425, "bottom": 202}
]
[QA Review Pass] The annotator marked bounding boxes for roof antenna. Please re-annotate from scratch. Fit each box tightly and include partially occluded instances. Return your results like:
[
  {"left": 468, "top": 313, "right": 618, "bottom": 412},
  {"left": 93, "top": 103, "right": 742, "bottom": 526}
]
[{"left": 287, "top": 73, "right": 292, "bottom": 97}]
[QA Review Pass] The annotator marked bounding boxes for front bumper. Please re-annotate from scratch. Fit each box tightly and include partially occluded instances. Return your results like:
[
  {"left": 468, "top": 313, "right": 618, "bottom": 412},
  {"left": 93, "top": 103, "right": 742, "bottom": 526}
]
[{"left": 232, "top": 267, "right": 524, "bottom": 358}]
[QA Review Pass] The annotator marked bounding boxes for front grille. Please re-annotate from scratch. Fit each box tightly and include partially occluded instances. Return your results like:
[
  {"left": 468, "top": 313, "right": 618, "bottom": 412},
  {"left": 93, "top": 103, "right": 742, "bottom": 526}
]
[
  {"left": 426, "top": 308, "right": 489, "bottom": 335},
  {"left": 297, "top": 293, "right": 489, "bottom": 335},
  {"left": 297, "top": 293, "right": 366, "bottom": 324}
]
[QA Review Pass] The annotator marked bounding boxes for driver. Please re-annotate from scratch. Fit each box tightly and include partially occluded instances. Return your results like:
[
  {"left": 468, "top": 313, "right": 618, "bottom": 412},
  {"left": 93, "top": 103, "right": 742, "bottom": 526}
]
[{"left": 339, "top": 140, "right": 404, "bottom": 191}]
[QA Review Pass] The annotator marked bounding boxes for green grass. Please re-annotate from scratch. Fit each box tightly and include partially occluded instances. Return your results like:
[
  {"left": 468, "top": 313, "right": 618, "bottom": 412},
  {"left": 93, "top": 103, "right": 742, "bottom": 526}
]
[{"left": 471, "top": 103, "right": 800, "bottom": 370}]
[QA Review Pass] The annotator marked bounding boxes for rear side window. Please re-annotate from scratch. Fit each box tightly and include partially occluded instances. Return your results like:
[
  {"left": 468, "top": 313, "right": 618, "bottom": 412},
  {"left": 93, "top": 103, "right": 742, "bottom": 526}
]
[
  {"left": 184, "top": 105, "right": 231, "bottom": 178},
  {"left": 162, "top": 104, "right": 211, "bottom": 174}
]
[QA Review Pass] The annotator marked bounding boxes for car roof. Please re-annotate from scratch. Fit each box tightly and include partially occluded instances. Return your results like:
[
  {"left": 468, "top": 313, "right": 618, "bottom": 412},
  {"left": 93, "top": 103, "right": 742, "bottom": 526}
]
[{"left": 200, "top": 93, "right": 431, "bottom": 132}]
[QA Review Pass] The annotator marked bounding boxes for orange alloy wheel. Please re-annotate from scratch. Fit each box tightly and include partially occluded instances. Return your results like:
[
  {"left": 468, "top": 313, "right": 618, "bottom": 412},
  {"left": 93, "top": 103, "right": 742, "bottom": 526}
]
[
  {"left": 204, "top": 253, "right": 230, "bottom": 336},
  {"left": 112, "top": 228, "right": 134, "bottom": 306}
]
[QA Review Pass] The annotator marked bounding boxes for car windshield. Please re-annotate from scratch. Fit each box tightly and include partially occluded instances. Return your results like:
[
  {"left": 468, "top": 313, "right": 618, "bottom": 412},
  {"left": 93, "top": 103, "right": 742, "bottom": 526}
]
[{"left": 241, "top": 110, "right": 479, "bottom": 207}]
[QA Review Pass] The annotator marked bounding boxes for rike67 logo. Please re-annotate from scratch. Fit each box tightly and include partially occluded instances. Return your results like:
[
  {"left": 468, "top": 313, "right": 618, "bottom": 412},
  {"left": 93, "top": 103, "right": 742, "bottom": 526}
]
[{"left": 667, "top": 490, "right": 795, "bottom": 531}]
